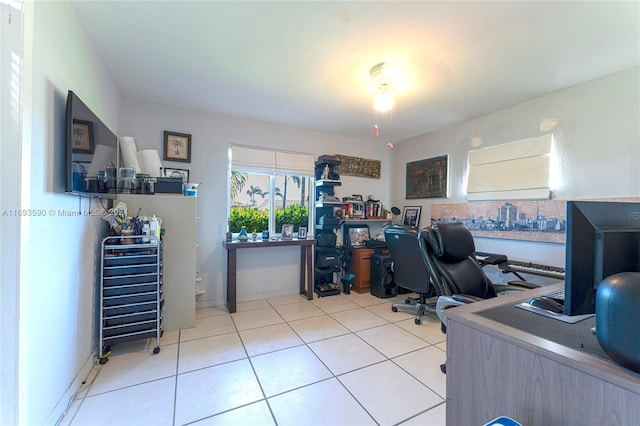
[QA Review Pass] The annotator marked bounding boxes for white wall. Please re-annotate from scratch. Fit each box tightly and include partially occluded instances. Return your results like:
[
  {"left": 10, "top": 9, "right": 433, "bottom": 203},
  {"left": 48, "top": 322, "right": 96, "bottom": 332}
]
[
  {"left": 390, "top": 67, "right": 640, "bottom": 270},
  {"left": 17, "top": 2, "right": 121, "bottom": 424},
  {"left": 1, "top": 3, "right": 24, "bottom": 424},
  {"left": 121, "top": 98, "right": 391, "bottom": 306}
]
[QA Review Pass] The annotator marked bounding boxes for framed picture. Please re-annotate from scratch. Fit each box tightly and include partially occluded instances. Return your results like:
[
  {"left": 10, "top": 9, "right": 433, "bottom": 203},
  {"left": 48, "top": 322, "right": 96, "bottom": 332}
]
[
  {"left": 72, "top": 119, "right": 94, "bottom": 153},
  {"left": 402, "top": 206, "right": 422, "bottom": 227},
  {"left": 352, "top": 194, "right": 363, "bottom": 201},
  {"left": 281, "top": 224, "right": 293, "bottom": 240},
  {"left": 164, "top": 167, "right": 189, "bottom": 183},
  {"left": 406, "top": 155, "right": 449, "bottom": 199},
  {"left": 163, "top": 131, "right": 191, "bottom": 163},
  {"left": 298, "top": 226, "right": 307, "bottom": 239},
  {"left": 344, "top": 224, "right": 370, "bottom": 247}
]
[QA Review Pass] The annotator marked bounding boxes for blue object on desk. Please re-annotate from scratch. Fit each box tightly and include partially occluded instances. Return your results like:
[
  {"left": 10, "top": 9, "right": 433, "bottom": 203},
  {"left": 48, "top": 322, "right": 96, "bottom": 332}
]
[{"left": 484, "top": 416, "right": 522, "bottom": 426}]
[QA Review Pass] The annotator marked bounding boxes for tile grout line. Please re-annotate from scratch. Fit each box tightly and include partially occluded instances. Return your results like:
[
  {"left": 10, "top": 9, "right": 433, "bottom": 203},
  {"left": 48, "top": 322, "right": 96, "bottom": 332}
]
[{"left": 233, "top": 301, "right": 280, "bottom": 426}]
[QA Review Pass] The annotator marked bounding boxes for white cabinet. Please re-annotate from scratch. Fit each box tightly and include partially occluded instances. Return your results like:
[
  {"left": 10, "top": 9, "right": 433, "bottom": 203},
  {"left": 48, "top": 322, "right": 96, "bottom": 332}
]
[{"left": 117, "top": 194, "right": 196, "bottom": 331}]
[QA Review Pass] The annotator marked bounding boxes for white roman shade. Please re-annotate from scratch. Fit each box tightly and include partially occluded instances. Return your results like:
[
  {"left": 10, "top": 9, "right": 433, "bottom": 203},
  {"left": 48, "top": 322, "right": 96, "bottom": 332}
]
[
  {"left": 231, "top": 145, "right": 314, "bottom": 176},
  {"left": 466, "top": 134, "right": 552, "bottom": 201},
  {"left": 276, "top": 152, "right": 315, "bottom": 176},
  {"left": 231, "top": 146, "right": 276, "bottom": 173}
]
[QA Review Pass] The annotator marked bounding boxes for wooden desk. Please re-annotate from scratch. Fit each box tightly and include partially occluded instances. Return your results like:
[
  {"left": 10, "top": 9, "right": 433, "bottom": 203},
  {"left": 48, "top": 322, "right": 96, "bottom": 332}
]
[
  {"left": 223, "top": 238, "right": 315, "bottom": 313},
  {"left": 445, "top": 283, "right": 640, "bottom": 425}
]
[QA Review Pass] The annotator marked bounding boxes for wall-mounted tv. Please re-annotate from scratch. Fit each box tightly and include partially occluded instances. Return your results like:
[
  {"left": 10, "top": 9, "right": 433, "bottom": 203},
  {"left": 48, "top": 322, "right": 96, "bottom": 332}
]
[{"left": 65, "top": 90, "right": 118, "bottom": 198}]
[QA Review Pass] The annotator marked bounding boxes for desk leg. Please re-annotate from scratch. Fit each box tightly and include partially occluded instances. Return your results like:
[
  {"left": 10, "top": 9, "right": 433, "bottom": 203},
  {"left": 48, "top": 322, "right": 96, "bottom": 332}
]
[
  {"left": 226, "top": 248, "right": 237, "bottom": 313},
  {"left": 306, "top": 245, "right": 313, "bottom": 300},
  {"left": 299, "top": 245, "right": 313, "bottom": 300}
]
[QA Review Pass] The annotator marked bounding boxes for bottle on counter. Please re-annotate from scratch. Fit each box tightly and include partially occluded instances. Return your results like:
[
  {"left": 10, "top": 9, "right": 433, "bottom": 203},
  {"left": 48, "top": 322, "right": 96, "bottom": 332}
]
[
  {"left": 150, "top": 214, "right": 159, "bottom": 240},
  {"left": 142, "top": 215, "right": 150, "bottom": 243}
]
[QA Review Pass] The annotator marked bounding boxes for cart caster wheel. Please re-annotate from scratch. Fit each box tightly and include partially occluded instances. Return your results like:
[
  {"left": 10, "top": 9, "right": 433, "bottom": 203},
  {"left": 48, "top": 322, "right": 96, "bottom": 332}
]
[
  {"left": 405, "top": 298, "right": 412, "bottom": 304},
  {"left": 153, "top": 347, "right": 160, "bottom": 355},
  {"left": 415, "top": 318, "right": 422, "bottom": 325},
  {"left": 98, "top": 357, "right": 108, "bottom": 365},
  {"left": 392, "top": 306, "right": 398, "bottom": 312}
]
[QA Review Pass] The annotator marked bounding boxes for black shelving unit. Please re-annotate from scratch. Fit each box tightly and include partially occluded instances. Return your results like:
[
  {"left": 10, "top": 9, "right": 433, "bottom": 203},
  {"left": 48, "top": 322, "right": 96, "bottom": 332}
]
[
  {"left": 98, "top": 235, "right": 163, "bottom": 364},
  {"left": 314, "top": 155, "right": 342, "bottom": 297}
]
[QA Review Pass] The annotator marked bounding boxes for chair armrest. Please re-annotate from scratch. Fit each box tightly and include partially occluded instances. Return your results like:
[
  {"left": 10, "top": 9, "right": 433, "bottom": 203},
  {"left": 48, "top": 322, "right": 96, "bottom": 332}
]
[
  {"left": 451, "top": 294, "right": 484, "bottom": 303},
  {"left": 436, "top": 294, "right": 483, "bottom": 325}
]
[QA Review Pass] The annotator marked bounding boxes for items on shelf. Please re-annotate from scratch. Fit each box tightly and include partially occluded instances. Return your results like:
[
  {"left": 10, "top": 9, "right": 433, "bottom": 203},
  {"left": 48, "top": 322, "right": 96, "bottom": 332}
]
[
  {"left": 314, "top": 155, "right": 342, "bottom": 297},
  {"left": 101, "top": 201, "right": 163, "bottom": 244}
]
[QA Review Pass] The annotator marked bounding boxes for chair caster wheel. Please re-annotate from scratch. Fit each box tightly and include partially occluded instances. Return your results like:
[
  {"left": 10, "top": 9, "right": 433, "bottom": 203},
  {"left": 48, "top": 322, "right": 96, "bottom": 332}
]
[
  {"left": 405, "top": 298, "right": 412, "bottom": 304},
  {"left": 440, "top": 363, "right": 447, "bottom": 374},
  {"left": 392, "top": 306, "right": 398, "bottom": 312},
  {"left": 415, "top": 318, "right": 422, "bottom": 325}
]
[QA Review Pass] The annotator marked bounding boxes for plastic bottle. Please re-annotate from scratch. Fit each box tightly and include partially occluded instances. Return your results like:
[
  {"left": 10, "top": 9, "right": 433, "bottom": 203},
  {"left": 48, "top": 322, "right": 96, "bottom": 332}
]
[
  {"left": 142, "top": 215, "right": 150, "bottom": 243},
  {"left": 150, "top": 214, "right": 159, "bottom": 240}
]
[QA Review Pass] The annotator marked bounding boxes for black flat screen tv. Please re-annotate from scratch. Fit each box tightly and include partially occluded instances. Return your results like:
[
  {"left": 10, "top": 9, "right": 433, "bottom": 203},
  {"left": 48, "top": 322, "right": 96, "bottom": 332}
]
[
  {"left": 65, "top": 90, "right": 118, "bottom": 197},
  {"left": 564, "top": 200, "right": 640, "bottom": 316}
]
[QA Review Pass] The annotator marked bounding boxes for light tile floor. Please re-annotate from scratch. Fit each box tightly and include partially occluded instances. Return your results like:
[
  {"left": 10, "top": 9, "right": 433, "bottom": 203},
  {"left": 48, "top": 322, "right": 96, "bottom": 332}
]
[{"left": 61, "top": 291, "right": 447, "bottom": 425}]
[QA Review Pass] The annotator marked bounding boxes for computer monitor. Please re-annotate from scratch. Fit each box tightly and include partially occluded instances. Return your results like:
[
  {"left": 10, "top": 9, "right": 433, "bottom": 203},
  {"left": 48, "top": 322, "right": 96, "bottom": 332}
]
[{"left": 564, "top": 200, "right": 640, "bottom": 316}]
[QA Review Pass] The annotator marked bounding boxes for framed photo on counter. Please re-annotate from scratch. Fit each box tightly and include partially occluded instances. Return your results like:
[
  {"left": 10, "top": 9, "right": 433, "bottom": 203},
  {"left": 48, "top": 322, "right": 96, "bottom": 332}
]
[
  {"left": 298, "top": 227, "right": 307, "bottom": 239},
  {"left": 402, "top": 206, "right": 422, "bottom": 227},
  {"left": 164, "top": 167, "right": 189, "bottom": 183},
  {"left": 281, "top": 224, "right": 293, "bottom": 240}
]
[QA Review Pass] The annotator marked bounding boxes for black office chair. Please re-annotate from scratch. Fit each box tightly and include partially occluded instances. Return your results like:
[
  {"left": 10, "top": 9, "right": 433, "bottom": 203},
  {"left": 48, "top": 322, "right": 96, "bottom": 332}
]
[
  {"left": 420, "top": 221, "right": 538, "bottom": 374},
  {"left": 420, "top": 222, "right": 537, "bottom": 328},
  {"left": 384, "top": 225, "right": 437, "bottom": 325}
]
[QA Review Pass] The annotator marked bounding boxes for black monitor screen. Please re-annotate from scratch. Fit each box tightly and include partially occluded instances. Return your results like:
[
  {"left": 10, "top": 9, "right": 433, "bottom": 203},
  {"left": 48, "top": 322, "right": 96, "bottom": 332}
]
[
  {"left": 564, "top": 200, "right": 640, "bottom": 316},
  {"left": 65, "top": 90, "right": 118, "bottom": 197}
]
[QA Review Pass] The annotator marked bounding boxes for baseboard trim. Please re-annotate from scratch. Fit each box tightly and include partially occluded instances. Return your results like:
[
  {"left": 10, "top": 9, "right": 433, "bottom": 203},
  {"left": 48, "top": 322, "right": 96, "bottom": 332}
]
[{"left": 49, "top": 351, "right": 95, "bottom": 426}]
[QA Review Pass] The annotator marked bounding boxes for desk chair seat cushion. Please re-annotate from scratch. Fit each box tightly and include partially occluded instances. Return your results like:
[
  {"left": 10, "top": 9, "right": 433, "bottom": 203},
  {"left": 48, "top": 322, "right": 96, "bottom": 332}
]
[{"left": 424, "top": 223, "right": 497, "bottom": 300}]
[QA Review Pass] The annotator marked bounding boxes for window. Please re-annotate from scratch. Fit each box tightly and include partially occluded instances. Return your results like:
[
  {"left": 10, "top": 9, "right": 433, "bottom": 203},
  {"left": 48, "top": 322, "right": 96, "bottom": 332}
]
[{"left": 229, "top": 146, "right": 314, "bottom": 235}]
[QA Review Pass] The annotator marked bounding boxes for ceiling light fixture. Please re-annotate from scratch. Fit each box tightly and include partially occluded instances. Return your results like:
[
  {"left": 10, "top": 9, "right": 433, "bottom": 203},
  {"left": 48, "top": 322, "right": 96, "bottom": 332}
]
[
  {"left": 370, "top": 61, "right": 401, "bottom": 148},
  {"left": 370, "top": 62, "right": 400, "bottom": 112}
]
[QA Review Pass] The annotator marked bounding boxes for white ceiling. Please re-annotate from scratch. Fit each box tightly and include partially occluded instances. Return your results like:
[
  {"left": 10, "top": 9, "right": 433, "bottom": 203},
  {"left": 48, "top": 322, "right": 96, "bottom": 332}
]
[{"left": 71, "top": 1, "right": 640, "bottom": 143}]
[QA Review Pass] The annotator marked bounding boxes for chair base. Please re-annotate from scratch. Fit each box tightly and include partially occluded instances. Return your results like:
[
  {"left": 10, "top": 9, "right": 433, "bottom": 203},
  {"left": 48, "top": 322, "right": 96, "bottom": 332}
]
[{"left": 391, "top": 295, "right": 437, "bottom": 325}]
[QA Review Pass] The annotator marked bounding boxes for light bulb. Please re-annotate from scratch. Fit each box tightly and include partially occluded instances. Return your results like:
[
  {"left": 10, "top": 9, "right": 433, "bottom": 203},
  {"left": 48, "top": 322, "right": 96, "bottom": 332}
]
[{"left": 374, "top": 91, "right": 394, "bottom": 112}]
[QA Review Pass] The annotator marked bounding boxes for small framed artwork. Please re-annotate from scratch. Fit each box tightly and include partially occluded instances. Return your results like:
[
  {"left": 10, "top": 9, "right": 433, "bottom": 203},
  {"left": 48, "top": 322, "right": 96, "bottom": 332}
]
[
  {"left": 402, "top": 206, "right": 422, "bottom": 227},
  {"left": 163, "top": 131, "right": 191, "bottom": 163},
  {"left": 281, "top": 224, "right": 293, "bottom": 240},
  {"left": 298, "top": 227, "right": 307, "bottom": 239},
  {"left": 164, "top": 167, "right": 189, "bottom": 183},
  {"left": 72, "top": 119, "right": 94, "bottom": 153}
]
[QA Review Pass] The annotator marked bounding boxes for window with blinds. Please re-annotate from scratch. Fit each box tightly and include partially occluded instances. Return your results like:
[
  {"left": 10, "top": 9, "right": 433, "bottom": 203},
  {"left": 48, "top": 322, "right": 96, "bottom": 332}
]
[
  {"left": 466, "top": 134, "right": 553, "bottom": 201},
  {"left": 229, "top": 145, "right": 315, "bottom": 234}
]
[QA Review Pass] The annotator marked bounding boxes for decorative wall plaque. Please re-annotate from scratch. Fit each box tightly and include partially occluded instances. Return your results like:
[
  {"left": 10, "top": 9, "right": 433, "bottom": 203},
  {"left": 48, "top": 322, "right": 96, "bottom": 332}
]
[
  {"left": 334, "top": 154, "right": 381, "bottom": 179},
  {"left": 406, "top": 155, "right": 448, "bottom": 199}
]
